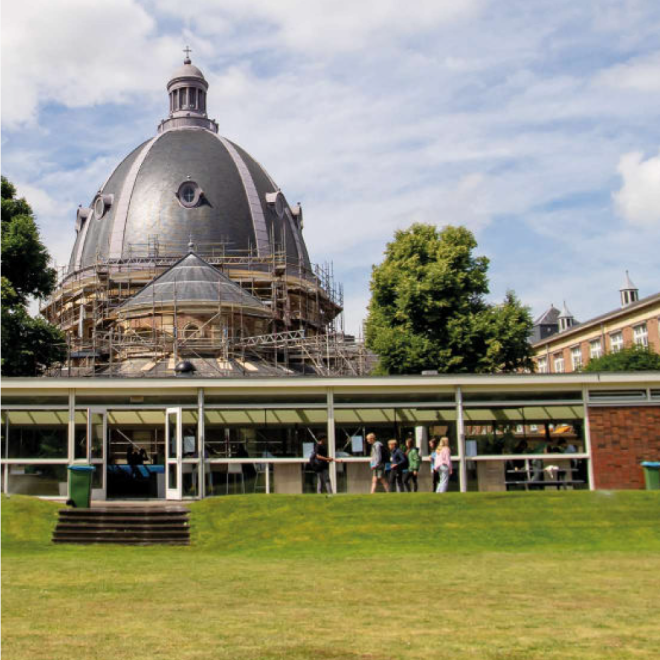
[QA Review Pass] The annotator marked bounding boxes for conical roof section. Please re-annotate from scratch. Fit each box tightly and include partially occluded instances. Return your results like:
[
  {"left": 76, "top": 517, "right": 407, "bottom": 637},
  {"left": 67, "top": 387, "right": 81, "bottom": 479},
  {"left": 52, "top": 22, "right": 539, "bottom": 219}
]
[
  {"left": 558, "top": 301, "right": 573, "bottom": 319},
  {"left": 119, "top": 252, "right": 269, "bottom": 314},
  {"left": 620, "top": 270, "right": 637, "bottom": 291}
]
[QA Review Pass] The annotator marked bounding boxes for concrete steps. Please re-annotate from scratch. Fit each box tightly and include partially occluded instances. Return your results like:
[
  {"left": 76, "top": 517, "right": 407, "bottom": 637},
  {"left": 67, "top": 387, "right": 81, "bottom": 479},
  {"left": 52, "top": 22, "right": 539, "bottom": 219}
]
[{"left": 53, "top": 506, "right": 191, "bottom": 545}]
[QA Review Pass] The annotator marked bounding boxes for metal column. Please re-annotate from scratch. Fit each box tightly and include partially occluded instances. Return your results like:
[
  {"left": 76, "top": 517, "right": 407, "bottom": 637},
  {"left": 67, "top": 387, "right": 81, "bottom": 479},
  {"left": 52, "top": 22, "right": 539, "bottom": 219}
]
[
  {"left": 198, "top": 388, "right": 205, "bottom": 499},
  {"left": 327, "top": 389, "right": 337, "bottom": 494},
  {"left": 582, "top": 386, "right": 595, "bottom": 491},
  {"left": 67, "top": 389, "right": 76, "bottom": 499},
  {"left": 456, "top": 386, "right": 467, "bottom": 493}
]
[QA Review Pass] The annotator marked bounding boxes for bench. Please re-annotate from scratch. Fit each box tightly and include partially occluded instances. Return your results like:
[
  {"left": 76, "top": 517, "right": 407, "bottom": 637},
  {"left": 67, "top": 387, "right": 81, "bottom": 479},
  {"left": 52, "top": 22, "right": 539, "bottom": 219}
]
[{"left": 504, "top": 479, "right": 585, "bottom": 488}]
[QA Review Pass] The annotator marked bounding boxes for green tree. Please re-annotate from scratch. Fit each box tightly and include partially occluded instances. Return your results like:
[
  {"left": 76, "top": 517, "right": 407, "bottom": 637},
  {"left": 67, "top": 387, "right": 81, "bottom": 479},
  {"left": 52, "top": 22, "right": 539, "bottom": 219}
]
[
  {"left": 479, "top": 291, "right": 536, "bottom": 373},
  {"left": 365, "top": 223, "right": 534, "bottom": 374},
  {"left": 584, "top": 344, "right": 660, "bottom": 372},
  {"left": 1, "top": 176, "right": 66, "bottom": 376}
]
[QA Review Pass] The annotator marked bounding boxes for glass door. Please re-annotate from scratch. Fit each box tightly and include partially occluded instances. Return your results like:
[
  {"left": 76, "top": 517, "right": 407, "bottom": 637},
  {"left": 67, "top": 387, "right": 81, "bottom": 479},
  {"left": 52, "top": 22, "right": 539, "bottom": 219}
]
[
  {"left": 89, "top": 408, "right": 107, "bottom": 500},
  {"left": 165, "top": 408, "right": 182, "bottom": 500},
  {"left": 181, "top": 411, "right": 200, "bottom": 499}
]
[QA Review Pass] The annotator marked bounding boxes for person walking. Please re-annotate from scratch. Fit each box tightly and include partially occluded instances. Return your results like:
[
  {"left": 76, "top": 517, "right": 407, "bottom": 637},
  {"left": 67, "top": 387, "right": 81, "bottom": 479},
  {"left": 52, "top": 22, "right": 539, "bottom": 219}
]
[
  {"left": 367, "top": 433, "right": 390, "bottom": 493},
  {"left": 387, "top": 439, "right": 408, "bottom": 493},
  {"left": 311, "top": 435, "right": 335, "bottom": 494},
  {"left": 428, "top": 437, "right": 439, "bottom": 492},
  {"left": 435, "top": 437, "right": 453, "bottom": 493},
  {"left": 403, "top": 436, "right": 421, "bottom": 492}
]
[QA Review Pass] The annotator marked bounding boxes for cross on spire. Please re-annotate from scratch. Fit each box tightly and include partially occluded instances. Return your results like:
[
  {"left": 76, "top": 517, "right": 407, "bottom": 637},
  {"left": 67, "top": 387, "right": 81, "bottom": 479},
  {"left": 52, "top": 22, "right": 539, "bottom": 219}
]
[{"left": 183, "top": 45, "right": 192, "bottom": 62}]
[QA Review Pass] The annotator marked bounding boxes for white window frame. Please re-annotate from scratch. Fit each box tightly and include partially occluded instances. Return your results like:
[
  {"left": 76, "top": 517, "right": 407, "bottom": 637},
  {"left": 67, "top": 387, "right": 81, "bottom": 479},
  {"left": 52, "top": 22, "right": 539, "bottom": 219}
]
[
  {"left": 571, "top": 346, "right": 582, "bottom": 371},
  {"left": 610, "top": 331, "right": 623, "bottom": 353},
  {"left": 633, "top": 323, "right": 648, "bottom": 347},
  {"left": 553, "top": 354, "right": 565, "bottom": 373},
  {"left": 537, "top": 356, "right": 548, "bottom": 374},
  {"left": 589, "top": 339, "right": 602, "bottom": 360}
]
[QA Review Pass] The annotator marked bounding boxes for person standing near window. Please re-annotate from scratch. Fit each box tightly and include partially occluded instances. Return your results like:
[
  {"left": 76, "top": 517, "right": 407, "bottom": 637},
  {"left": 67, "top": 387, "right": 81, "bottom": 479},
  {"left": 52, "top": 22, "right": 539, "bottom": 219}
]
[
  {"left": 387, "top": 439, "right": 408, "bottom": 493},
  {"left": 311, "top": 435, "right": 335, "bottom": 495},
  {"left": 367, "top": 433, "right": 390, "bottom": 493},
  {"left": 435, "top": 437, "right": 453, "bottom": 493},
  {"left": 428, "top": 437, "right": 439, "bottom": 492},
  {"left": 403, "top": 436, "right": 421, "bottom": 492}
]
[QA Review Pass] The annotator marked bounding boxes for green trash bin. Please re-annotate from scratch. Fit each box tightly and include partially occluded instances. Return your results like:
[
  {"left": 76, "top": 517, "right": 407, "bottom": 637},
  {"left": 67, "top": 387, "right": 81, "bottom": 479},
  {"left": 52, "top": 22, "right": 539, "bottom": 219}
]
[
  {"left": 640, "top": 462, "right": 660, "bottom": 491},
  {"left": 67, "top": 465, "right": 96, "bottom": 508}
]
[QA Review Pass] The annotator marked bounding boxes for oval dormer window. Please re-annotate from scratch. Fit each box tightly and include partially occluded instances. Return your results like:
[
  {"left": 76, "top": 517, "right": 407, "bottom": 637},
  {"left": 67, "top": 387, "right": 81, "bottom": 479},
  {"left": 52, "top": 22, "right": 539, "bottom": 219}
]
[
  {"left": 177, "top": 181, "right": 202, "bottom": 208},
  {"left": 94, "top": 194, "right": 114, "bottom": 218},
  {"left": 265, "top": 191, "right": 285, "bottom": 219}
]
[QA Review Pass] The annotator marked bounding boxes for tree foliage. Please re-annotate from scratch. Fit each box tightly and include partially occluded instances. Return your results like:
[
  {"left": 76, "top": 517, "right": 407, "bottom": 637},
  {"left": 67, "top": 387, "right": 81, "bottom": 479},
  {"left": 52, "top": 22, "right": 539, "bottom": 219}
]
[
  {"left": 365, "top": 223, "right": 534, "bottom": 374},
  {"left": 1, "top": 176, "right": 65, "bottom": 376},
  {"left": 584, "top": 344, "right": 660, "bottom": 372}
]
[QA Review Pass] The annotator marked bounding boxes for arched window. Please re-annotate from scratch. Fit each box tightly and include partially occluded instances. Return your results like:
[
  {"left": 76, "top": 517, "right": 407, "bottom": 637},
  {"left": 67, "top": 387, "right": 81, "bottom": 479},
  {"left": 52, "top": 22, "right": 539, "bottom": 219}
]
[{"left": 183, "top": 324, "right": 200, "bottom": 339}]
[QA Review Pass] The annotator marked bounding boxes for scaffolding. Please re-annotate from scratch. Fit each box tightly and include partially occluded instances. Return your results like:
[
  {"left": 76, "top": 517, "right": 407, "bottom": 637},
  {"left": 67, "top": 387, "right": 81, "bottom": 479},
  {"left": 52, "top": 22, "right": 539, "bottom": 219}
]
[{"left": 42, "top": 240, "right": 373, "bottom": 378}]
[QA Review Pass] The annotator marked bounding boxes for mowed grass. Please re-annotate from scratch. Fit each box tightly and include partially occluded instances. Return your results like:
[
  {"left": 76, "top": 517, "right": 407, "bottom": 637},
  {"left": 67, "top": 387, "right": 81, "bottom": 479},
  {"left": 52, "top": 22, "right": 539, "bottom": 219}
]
[{"left": 2, "top": 491, "right": 660, "bottom": 660}]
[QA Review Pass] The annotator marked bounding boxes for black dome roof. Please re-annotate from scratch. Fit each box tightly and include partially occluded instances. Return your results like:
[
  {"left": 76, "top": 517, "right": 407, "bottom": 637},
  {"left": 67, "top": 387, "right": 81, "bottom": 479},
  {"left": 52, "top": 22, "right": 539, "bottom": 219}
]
[{"left": 69, "top": 128, "right": 310, "bottom": 272}]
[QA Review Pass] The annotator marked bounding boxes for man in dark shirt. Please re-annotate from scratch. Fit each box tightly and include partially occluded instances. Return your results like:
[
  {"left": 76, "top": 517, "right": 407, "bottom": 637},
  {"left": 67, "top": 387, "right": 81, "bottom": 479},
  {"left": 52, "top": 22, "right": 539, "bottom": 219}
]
[
  {"left": 311, "top": 435, "right": 335, "bottom": 494},
  {"left": 387, "top": 439, "right": 408, "bottom": 493}
]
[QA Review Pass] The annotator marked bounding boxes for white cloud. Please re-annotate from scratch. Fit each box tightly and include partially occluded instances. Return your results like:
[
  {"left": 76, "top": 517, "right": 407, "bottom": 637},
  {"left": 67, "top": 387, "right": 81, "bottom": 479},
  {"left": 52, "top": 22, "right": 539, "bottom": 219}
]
[
  {"left": 1, "top": 0, "right": 178, "bottom": 128},
  {"left": 613, "top": 150, "right": 660, "bottom": 227},
  {"left": 152, "top": 0, "right": 484, "bottom": 53},
  {"left": 596, "top": 51, "right": 660, "bottom": 92}
]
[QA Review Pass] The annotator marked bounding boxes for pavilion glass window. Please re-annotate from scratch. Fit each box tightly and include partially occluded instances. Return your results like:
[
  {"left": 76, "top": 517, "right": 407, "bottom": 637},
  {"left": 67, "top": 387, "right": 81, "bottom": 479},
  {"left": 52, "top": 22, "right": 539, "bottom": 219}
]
[
  {"left": 6, "top": 464, "right": 68, "bottom": 496},
  {"left": 610, "top": 331, "right": 623, "bottom": 353},
  {"left": 189, "top": 88, "right": 196, "bottom": 108},
  {"left": 6, "top": 410, "right": 70, "bottom": 459},
  {"left": 633, "top": 323, "right": 648, "bottom": 347},
  {"left": 589, "top": 339, "right": 602, "bottom": 360}
]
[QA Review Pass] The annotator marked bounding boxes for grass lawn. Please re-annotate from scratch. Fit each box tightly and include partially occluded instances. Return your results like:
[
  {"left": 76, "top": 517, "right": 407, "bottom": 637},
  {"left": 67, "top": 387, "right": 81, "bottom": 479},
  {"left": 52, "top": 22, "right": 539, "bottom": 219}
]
[{"left": 2, "top": 491, "right": 660, "bottom": 660}]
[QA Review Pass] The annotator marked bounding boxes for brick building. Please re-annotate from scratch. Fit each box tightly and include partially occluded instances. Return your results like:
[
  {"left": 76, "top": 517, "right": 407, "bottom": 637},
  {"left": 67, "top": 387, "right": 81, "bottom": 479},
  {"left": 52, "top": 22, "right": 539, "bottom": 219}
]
[
  {"left": 531, "top": 274, "right": 660, "bottom": 374},
  {"left": 589, "top": 405, "right": 660, "bottom": 489}
]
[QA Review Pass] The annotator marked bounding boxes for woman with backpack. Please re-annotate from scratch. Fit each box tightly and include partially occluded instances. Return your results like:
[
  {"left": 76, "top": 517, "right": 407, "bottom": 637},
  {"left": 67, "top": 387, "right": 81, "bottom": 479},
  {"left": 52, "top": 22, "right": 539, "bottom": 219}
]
[
  {"left": 403, "top": 436, "right": 421, "bottom": 492},
  {"left": 435, "top": 436, "right": 453, "bottom": 493}
]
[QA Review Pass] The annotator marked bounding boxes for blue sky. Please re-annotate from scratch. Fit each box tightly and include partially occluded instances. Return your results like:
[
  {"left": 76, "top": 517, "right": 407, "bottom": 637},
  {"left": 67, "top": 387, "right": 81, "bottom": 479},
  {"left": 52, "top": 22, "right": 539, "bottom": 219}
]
[{"left": 3, "top": 0, "right": 660, "bottom": 334}]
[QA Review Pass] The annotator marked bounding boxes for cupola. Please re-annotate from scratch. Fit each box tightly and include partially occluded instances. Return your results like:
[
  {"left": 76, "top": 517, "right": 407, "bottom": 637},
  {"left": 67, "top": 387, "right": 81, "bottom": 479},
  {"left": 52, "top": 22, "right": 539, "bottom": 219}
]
[
  {"left": 619, "top": 270, "right": 639, "bottom": 308},
  {"left": 557, "top": 301, "right": 575, "bottom": 332},
  {"left": 158, "top": 47, "right": 218, "bottom": 134}
]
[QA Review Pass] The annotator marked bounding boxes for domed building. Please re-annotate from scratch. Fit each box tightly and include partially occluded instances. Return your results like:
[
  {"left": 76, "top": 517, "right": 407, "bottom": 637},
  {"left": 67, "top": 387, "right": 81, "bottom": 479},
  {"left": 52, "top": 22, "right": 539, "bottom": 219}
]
[{"left": 43, "top": 54, "right": 366, "bottom": 377}]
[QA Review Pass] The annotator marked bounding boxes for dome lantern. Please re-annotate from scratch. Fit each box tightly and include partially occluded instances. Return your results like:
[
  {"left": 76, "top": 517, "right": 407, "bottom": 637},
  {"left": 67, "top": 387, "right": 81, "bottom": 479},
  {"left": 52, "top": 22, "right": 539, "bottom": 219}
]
[{"left": 158, "top": 47, "right": 218, "bottom": 134}]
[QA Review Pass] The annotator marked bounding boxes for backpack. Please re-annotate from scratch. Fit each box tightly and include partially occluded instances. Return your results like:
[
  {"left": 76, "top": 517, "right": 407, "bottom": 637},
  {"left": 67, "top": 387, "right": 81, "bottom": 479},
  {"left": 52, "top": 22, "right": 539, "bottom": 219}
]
[
  {"left": 308, "top": 443, "right": 324, "bottom": 471},
  {"left": 378, "top": 442, "right": 390, "bottom": 467}
]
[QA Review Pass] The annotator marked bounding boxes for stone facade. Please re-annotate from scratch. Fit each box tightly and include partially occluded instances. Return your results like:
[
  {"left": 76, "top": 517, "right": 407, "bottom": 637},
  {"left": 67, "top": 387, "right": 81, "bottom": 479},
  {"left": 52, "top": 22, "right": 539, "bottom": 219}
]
[{"left": 589, "top": 406, "right": 660, "bottom": 489}]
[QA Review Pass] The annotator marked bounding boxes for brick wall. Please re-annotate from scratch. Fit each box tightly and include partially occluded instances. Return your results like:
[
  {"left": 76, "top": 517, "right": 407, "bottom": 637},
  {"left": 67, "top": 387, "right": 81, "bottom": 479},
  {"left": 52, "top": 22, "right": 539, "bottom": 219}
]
[{"left": 589, "top": 406, "right": 660, "bottom": 489}]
